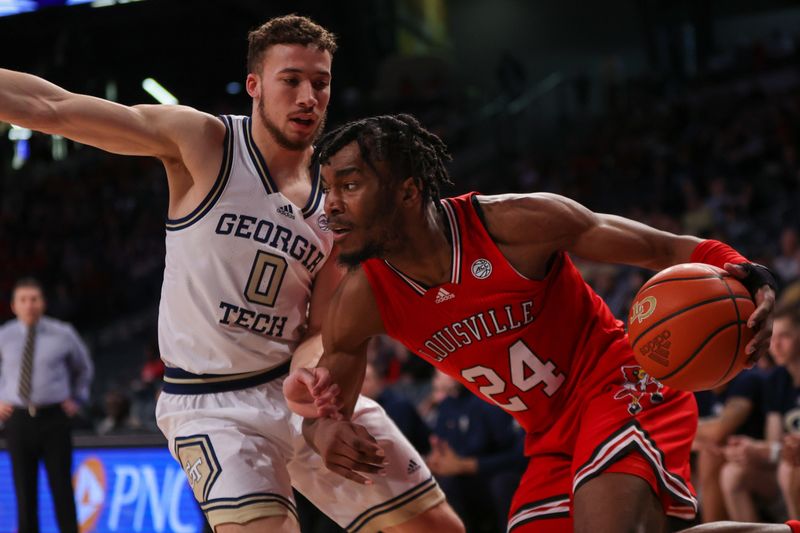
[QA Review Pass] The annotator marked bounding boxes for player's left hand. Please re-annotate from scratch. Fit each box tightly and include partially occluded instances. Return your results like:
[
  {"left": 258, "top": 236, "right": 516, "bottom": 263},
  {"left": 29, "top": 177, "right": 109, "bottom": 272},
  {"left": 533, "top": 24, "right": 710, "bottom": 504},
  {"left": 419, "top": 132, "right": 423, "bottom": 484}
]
[
  {"left": 724, "top": 263, "right": 776, "bottom": 364},
  {"left": 283, "top": 367, "right": 343, "bottom": 419},
  {"left": 306, "top": 418, "right": 387, "bottom": 485},
  {"left": 61, "top": 398, "right": 80, "bottom": 417}
]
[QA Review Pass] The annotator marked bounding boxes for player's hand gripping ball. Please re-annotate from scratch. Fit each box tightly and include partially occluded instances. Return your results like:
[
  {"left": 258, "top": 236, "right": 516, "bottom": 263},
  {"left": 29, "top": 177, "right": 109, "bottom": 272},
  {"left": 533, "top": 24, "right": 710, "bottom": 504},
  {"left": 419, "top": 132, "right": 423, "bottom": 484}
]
[{"left": 627, "top": 263, "right": 754, "bottom": 391}]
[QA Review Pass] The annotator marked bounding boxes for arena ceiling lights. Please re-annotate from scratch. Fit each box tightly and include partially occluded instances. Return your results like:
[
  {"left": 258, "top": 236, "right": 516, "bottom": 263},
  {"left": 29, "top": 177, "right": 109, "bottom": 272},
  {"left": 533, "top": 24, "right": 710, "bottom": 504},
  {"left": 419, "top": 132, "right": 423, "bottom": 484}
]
[{"left": 142, "top": 78, "right": 179, "bottom": 105}]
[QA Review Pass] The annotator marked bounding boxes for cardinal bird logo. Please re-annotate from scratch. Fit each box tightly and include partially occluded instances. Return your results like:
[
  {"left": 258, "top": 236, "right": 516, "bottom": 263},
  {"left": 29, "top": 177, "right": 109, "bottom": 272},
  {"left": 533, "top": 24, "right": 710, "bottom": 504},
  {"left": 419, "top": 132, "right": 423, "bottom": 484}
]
[{"left": 613, "top": 365, "right": 664, "bottom": 415}]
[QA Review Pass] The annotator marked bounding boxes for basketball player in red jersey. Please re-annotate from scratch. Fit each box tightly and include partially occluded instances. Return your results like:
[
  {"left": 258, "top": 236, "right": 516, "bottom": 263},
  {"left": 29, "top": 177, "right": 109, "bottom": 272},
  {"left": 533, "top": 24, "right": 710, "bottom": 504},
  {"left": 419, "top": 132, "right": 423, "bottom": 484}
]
[{"left": 285, "top": 114, "right": 777, "bottom": 532}]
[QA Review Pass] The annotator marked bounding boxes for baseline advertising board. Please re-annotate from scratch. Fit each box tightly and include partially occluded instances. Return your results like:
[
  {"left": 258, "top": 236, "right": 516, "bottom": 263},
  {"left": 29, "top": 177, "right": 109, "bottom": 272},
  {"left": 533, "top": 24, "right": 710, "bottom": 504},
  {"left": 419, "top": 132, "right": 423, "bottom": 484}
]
[{"left": 0, "top": 447, "right": 205, "bottom": 532}]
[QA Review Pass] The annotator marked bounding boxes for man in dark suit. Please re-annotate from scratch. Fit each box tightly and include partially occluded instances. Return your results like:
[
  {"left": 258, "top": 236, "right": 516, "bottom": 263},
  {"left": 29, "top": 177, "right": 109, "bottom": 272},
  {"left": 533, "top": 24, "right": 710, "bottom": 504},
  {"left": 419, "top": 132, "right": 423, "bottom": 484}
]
[{"left": 0, "top": 278, "right": 93, "bottom": 533}]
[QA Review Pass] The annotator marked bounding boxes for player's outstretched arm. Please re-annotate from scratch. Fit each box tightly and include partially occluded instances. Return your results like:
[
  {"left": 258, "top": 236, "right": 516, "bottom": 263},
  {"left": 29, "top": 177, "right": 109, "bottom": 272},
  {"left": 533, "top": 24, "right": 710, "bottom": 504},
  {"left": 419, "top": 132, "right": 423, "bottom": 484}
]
[
  {"left": 291, "top": 249, "right": 347, "bottom": 371},
  {"left": 313, "top": 267, "right": 384, "bottom": 418},
  {"left": 480, "top": 193, "right": 776, "bottom": 356},
  {"left": 299, "top": 268, "right": 388, "bottom": 484},
  {"left": 0, "top": 68, "right": 223, "bottom": 163},
  {"left": 478, "top": 192, "right": 702, "bottom": 271},
  {"left": 283, "top": 252, "right": 348, "bottom": 417}
]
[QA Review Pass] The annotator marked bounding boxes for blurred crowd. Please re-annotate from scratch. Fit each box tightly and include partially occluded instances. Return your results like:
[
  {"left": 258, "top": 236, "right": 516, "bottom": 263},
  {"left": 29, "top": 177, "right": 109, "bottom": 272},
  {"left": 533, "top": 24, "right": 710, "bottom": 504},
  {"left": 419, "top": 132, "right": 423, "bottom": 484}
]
[{"left": 2, "top": 27, "right": 800, "bottom": 532}]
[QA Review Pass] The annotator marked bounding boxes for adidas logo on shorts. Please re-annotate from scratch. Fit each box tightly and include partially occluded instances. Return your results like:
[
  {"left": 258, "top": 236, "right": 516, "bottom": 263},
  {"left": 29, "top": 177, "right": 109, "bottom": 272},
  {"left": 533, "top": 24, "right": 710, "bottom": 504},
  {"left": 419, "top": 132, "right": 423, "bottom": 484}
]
[
  {"left": 407, "top": 459, "right": 421, "bottom": 474},
  {"left": 434, "top": 287, "right": 455, "bottom": 304},
  {"left": 277, "top": 204, "right": 295, "bottom": 219}
]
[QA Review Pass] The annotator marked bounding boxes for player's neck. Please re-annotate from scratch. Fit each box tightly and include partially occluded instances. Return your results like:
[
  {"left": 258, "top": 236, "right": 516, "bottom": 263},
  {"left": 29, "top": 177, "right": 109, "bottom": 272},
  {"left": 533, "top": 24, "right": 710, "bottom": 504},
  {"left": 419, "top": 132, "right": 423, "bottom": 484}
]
[
  {"left": 251, "top": 119, "right": 313, "bottom": 184},
  {"left": 385, "top": 205, "right": 452, "bottom": 286}
]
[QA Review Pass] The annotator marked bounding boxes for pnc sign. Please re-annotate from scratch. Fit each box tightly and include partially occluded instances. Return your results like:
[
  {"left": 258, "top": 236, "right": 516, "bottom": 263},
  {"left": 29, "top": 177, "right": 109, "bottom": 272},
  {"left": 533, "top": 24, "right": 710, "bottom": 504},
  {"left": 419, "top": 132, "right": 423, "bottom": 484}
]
[{"left": 0, "top": 447, "right": 203, "bottom": 532}]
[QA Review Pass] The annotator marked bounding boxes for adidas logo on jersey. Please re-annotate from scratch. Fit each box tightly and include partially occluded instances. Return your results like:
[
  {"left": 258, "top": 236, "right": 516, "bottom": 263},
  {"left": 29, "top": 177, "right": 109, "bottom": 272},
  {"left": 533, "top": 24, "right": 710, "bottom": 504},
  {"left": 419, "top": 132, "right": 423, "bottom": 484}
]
[
  {"left": 435, "top": 287, "right": 455, "bottom": 304},
  {"left": 407, "top": 459, "right": 421, "bottom": 474},
  {"left": 277, "top": 204, "right": 295, "bottom": 219}
]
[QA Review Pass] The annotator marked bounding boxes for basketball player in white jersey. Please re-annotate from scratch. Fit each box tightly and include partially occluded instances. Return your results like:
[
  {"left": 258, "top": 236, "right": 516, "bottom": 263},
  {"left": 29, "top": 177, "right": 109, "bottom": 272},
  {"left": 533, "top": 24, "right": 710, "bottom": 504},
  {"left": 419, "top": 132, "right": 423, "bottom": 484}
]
[{"left": 0, "top": 15, "right": 462, "bottom": 533}]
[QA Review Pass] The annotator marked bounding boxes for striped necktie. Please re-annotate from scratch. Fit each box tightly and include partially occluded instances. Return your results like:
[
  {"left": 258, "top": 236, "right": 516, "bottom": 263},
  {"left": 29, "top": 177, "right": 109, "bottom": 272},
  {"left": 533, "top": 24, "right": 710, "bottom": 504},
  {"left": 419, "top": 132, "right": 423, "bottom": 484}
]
[{"left": 17, "top": 325, "right": 36, "bottom": 403}]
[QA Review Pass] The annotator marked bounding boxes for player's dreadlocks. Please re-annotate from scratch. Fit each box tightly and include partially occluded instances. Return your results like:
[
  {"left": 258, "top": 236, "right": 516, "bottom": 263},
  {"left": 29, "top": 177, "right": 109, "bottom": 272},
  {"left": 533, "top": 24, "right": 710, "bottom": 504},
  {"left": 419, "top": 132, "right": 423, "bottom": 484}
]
[{"left": 315, "top": 114, "right": 453, "bottom": 205}]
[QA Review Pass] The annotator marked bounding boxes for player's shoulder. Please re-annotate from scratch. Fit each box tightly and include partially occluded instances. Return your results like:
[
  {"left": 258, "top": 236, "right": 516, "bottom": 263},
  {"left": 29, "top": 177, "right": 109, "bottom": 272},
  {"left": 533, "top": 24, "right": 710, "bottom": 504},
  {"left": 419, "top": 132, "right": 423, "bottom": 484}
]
[
  {"left": 135, "top": 105, "right": 226, "bottom": 140},
  {"left": 330, "top": 267, "right": 378, "bottom": 319},
  {"left": 476, "top": 192, "right": 581, "bottom": 219},
  {"left": 475, "top": 193, "right": 590, "bottom": 244}
]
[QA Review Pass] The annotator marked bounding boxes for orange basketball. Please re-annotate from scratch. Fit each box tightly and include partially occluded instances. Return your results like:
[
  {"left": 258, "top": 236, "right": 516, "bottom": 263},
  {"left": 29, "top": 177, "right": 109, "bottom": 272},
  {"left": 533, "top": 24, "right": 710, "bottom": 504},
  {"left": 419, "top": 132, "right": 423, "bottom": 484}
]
[{"left": 627, "top": 263, "right": 755, "bottom": 392}]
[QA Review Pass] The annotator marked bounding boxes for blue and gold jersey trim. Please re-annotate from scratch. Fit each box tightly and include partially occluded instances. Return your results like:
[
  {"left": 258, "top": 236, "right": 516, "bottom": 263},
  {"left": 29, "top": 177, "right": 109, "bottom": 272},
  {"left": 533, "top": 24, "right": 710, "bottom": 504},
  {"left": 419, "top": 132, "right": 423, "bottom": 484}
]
[
  {"left": 300, "top": 160, "right": 324, "bottom": 219},
  {"left": 165, "top": 115, "right": 234, "bottom": 231},
  {"left": 243, "top": 117, "right": 324, "bottom": 217},
  {"left": 162, "top": 359, "right": 290, "bottom": 394},
  {"left": 243, "top": 117, "right": 280, "bottom": 195},
  {"left": 345, "top": 476, "right": 443, "bottom": 533},
  {"left": 201, "top": 492, "right": 298, "bottom": 528}
]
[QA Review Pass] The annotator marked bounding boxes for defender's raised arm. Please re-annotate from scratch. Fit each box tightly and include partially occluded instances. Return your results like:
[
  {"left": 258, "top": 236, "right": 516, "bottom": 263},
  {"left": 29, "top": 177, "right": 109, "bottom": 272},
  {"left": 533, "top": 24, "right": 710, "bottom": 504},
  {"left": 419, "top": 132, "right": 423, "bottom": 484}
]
[{"left": 0, "top": 68, "right": 223, "bottom": 163}]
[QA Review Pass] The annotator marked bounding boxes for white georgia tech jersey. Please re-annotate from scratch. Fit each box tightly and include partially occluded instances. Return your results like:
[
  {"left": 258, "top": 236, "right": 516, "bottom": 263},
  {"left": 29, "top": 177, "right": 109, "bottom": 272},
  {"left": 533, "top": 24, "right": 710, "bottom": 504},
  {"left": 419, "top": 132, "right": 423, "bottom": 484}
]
[{"left": 158, "top": 115, "right": 333, "bottom": 374}]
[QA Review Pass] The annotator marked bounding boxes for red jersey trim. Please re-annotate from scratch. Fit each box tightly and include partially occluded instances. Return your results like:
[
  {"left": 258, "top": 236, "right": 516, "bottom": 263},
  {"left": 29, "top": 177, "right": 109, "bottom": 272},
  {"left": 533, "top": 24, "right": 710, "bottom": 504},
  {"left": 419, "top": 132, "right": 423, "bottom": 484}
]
[
  {"left": 380, "top": 199, "right": 463, "bottom": 296},
  {"left": 382, "top": 261, "right": 427, "bottom": 296},
  {"left": 508, "top": 495, "right": 571, "bottom": 531},
  {"left": 572, "top": 421, "right": 697, "bottom": 515},
  {"left": 440, "top": 200, "right": 462, "bottom": 284}
]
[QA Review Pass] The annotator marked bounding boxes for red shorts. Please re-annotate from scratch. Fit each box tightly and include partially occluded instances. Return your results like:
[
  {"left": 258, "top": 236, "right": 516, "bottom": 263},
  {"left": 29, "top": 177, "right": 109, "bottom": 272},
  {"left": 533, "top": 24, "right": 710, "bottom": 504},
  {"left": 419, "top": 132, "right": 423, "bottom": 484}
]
[{"left": 507, "top": 366, "right": 698, "bottom": 532}]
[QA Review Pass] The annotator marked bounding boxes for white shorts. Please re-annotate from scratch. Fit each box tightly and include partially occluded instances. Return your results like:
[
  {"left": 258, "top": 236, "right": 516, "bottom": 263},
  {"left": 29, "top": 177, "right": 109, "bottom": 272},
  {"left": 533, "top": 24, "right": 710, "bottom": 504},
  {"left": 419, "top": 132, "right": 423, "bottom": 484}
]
[{"left": 155, "top": 377, "right": 444, "bottom": 531}]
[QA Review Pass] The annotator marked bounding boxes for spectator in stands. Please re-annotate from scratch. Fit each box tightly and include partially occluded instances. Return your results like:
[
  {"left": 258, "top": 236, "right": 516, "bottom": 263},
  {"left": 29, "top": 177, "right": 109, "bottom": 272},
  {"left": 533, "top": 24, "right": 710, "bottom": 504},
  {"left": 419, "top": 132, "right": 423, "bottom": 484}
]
[
  {"left": 693, "top": 368, "right": 768, "bottom": 522},
  {"left": 775, "top": 228, "right": 800, "bottom": 286},
  {"left": 718, "top": 301, "right": 800, "bottom": 522},
  {"left": 0, "top": 277, "right": 93, "bottom": 533},
  {"left": 96, "top": 389, "right": 141, "bottom": 436},
  {"left": 361, "top": 359, "right": 431, "bottom": 454},
  {"left": 767, "top": 301, "right": 800, "bottom": 519},
  {"left": 426, "top": 372, "right": 526, "bottom": 533}
]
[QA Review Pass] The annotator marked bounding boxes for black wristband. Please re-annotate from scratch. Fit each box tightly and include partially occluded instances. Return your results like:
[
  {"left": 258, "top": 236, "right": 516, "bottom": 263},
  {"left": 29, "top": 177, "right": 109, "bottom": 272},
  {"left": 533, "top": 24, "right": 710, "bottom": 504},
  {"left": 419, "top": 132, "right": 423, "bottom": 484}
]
[{"left": 737, "top": 263, "right": 778, "bottom": 298}]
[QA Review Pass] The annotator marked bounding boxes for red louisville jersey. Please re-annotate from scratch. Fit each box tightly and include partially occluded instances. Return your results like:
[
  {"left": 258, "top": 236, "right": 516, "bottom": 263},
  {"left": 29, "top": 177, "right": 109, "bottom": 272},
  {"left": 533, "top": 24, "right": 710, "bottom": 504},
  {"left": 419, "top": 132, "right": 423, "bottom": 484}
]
[{"left": 362, "top": 193, "right": 637, "bottom": 437}]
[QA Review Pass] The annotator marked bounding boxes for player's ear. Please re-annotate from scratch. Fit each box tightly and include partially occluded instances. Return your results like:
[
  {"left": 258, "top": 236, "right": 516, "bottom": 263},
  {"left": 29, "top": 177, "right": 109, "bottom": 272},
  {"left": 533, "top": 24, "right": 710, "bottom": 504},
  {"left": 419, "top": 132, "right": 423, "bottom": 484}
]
[
  {"left": 245, "top": 72, "right": 260, "bottom": 99},
  {"left": 399, "top": 177, "right": 421, "bottom": 207}
]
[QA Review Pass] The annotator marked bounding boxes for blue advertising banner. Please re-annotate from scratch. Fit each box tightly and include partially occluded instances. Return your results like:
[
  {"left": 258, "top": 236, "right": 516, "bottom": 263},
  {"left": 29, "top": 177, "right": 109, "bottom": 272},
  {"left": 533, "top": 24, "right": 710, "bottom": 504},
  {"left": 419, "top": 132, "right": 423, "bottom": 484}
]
[{"left": 0, "top": 448, "right": 205, "bottom": 532}]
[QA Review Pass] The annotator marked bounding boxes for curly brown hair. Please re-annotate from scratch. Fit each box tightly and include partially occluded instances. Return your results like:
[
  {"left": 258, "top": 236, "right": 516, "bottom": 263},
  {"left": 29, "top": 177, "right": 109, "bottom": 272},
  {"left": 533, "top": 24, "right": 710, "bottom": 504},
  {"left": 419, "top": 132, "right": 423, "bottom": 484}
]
[
  {"left": 247, "top": 14, "right": 337, "bottom": 74},
  {"left": 316, "top": 114, "right": 453, "bottom": 206}
]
